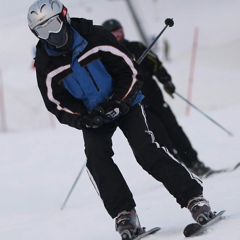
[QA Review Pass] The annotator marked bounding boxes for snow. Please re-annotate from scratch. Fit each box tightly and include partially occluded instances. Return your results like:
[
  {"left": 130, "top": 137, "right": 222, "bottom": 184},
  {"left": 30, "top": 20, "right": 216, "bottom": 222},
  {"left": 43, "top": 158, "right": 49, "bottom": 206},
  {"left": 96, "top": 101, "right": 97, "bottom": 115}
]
[{"left": 1, "top": 0, "right": 240, "bottom": 239}]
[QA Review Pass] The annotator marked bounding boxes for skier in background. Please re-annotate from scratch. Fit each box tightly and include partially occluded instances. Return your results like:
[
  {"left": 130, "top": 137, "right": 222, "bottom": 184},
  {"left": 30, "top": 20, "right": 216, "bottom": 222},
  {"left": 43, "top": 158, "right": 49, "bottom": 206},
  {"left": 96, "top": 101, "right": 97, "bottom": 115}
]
[
  {"left": 27, "top": 1, "right": 216, "bottom": 239},
  {"left": 102, "top": 19, "right": 213, "bottom": 177}
]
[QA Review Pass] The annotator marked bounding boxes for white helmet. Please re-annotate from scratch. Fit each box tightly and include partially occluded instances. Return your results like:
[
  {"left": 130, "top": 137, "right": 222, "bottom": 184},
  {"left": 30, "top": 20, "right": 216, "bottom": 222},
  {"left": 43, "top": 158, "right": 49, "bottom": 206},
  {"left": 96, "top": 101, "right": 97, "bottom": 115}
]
[
  {"left": 27, "top": 0, "right": 71, "bottom": 48},
  {"left": 27, "top": 0, "right": 70, "bottom": 30}
]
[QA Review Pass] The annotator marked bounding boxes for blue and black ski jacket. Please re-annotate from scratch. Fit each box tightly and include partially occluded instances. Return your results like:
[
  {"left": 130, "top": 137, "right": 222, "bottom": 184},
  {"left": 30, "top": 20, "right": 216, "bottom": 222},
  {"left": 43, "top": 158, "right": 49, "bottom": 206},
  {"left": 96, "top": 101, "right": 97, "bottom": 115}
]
[{"left": 34, "top": 18, "right": 144, "bottom": 129}]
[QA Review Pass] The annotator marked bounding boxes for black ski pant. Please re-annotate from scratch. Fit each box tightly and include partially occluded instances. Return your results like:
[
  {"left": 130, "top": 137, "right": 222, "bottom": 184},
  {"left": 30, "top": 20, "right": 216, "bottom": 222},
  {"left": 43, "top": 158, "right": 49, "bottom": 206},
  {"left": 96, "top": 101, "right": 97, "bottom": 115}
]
[
  {"left": 143, "top": 109, "right": 180, "bottom": 160},
  {"left": 82, "top": 104, "right": 203, "bottom": 218},
  {"left": 143, "top": 98, "right": 199, "bottom": 168}
]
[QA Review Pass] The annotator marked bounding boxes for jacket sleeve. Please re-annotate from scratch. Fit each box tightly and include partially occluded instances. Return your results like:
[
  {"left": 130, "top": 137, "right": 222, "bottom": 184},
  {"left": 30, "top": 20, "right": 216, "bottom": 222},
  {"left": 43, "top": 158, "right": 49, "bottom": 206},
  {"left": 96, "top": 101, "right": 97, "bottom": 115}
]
[
  {"left": 96, "top": 28, "right": 143, "bottom": 106},
  {"left": 127, "top": 42, "right": 172, "bottom": 84},
  {"left": 35, "top": 49, "right": 87, "bottom": 129}
]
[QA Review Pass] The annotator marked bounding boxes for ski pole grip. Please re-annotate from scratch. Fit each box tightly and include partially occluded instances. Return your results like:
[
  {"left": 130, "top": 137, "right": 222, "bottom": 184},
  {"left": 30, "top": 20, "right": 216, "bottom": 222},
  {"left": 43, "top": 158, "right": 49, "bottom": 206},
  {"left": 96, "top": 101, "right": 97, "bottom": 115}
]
[{"left": 165, "top": 18, "right": 174, "bottom": 27}]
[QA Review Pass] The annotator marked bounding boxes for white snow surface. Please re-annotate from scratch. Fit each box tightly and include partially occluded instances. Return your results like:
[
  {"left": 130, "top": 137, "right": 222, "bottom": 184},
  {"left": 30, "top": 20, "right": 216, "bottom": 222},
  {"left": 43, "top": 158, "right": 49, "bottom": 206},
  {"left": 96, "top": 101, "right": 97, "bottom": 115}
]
[{"left": 1, "top": 0, "right": 240, "bottom": 239}]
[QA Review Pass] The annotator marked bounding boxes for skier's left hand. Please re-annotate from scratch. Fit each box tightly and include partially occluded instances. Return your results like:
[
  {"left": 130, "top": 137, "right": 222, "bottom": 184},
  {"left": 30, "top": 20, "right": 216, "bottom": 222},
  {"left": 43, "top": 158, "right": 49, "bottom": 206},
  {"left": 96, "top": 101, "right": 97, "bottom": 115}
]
[{"left": 163, "top": 81, "right": 175, "bottom": 98}]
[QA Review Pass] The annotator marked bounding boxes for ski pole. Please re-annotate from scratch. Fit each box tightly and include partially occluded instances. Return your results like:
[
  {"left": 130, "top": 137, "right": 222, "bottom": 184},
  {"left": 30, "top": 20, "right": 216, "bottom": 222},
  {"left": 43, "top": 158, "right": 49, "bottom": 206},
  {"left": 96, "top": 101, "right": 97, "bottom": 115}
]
[
  {"left": 174, "top": 91, "right": 233, "bottom": 136},
  {"left": 137, "top": 18, "right": 174, "bottom": 65},
  {"left": 60, "top": 161, "right": 86, "bottom": 210}
]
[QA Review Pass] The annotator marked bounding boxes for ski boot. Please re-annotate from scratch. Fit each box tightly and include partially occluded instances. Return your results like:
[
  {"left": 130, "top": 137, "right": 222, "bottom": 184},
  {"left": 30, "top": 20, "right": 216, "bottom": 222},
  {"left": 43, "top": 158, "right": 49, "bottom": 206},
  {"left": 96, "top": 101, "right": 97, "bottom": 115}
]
[
  {"left": 187, "top": 196, "right": 215, "bottom": 225},
  {"left": 115, "top": 209, "right": 145, "bottom": 240},
  {"left": 188, "top": 160, "right": 212, "bottom": 177}
]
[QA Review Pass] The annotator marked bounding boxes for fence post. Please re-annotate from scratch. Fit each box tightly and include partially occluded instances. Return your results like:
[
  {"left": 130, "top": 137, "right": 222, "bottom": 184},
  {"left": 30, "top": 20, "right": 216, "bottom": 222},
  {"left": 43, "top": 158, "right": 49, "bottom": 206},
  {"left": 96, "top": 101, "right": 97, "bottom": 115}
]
[{"left": 0, "top": 69, "right": 7, "bottom": 132}]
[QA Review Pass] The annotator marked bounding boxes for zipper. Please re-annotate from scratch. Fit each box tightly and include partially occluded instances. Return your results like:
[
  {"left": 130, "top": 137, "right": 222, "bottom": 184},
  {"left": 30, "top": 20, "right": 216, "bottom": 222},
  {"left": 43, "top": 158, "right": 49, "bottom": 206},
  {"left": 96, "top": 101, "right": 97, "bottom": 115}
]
[{"left": 85, "top": 66, "right": 100, "bottom": 91}]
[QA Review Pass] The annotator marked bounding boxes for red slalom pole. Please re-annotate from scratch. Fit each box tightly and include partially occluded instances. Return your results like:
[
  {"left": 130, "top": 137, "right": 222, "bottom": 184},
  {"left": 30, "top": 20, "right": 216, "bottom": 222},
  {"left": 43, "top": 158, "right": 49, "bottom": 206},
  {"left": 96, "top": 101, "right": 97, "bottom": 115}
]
[{"left": 186, "top": 26, "right": 199, "bottom": 116}]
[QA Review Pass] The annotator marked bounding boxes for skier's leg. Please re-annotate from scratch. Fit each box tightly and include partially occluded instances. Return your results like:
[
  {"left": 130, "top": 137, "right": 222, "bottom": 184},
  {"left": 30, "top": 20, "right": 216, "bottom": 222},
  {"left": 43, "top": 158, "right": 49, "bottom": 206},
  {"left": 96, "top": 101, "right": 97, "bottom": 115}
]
[
  {"left": 144, "top": 108, "right": 180, "bottom": 160},
  {"left": 120, "top": 104, "right": 203, "bottom": 208},
  {"left": 151, "top": 102, "right": 211, "bottom": 176},
  {"left": 142, "top": 95, "right": 198, "bottom": 166},
  {"left": 82, "top": 125, "right": 136, "bottom": 218},
  {"left": 153, "top": 102, "right": 197, "bottom": 163},
  {"left": 121, "top": 105, "right": 215, "bottom": 224}
]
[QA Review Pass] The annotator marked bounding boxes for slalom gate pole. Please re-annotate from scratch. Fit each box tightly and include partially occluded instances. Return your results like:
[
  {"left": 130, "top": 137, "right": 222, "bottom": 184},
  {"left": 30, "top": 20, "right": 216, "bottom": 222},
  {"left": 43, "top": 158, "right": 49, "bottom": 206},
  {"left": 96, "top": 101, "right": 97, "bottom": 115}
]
[
  {"left": 186, "top": 26, "right": 199, "bottom": 116},
  {"left": 60, "top": 162, "right": 86, "bottom": 210},
  {"left": 174, "top": 91, "right": 233, "bottom": 136},
  {"left": 137, "top": 18, "right": 174, "bottom": 65}
]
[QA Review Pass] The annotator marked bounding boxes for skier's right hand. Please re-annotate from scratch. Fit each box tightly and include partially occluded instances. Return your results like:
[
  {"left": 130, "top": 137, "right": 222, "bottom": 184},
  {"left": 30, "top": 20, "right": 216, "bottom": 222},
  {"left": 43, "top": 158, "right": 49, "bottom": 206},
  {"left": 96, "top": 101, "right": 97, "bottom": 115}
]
[{"left": 79, "top": 114, "right": 103, "bottom": 129}]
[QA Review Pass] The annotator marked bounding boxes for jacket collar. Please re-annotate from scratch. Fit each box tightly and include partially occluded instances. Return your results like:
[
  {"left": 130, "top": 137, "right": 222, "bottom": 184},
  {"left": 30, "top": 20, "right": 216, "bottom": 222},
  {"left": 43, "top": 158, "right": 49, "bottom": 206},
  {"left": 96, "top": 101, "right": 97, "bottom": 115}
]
[{"left": 44, "top": 27, "right": 88, "bottom": 57}]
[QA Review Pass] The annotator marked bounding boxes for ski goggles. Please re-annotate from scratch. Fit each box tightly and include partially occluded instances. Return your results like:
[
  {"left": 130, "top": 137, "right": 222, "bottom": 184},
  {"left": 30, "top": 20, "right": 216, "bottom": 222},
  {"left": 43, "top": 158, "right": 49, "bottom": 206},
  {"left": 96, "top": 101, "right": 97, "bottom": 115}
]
[{"left": 34, "top": 15, "right": 63, "bottom": 40}]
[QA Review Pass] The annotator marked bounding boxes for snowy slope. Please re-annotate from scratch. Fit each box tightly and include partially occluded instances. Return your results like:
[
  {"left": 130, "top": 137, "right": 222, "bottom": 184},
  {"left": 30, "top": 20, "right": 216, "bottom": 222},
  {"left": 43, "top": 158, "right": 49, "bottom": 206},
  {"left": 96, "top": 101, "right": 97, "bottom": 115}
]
[{"left": 1, "top": 0, "right": 240, "bottom": 239}]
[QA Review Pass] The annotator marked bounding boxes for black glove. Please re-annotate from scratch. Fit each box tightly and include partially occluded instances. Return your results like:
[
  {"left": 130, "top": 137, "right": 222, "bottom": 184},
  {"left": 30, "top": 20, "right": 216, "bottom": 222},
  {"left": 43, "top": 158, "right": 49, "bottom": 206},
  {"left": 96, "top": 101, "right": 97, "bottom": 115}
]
[
  {"left": 163, "top": 81, "right": 175, "bottom": 97},
  {"left": 80, "top": 114, "right": 103, "bottom": 129},
  {"left": 97, "top": 100, "right": 129, "bottom": 120}
]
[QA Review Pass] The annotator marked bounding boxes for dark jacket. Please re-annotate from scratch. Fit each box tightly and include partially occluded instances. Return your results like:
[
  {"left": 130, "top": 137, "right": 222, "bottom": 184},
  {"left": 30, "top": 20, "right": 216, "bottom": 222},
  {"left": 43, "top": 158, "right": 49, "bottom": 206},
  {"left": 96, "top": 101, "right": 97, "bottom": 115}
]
[
  {"left": 121, "top": 39, "right": 171, "bottom": 107},
  {"left": 34, "top": 18, "right": 143, "bottom": 129}
]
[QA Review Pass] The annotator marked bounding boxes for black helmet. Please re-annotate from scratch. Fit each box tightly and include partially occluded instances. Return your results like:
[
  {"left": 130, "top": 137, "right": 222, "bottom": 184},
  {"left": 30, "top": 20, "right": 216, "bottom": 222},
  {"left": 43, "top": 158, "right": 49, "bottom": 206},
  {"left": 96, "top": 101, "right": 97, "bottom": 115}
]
[{"left": 102, "top": 19, "right": 122, "bottom": 32}]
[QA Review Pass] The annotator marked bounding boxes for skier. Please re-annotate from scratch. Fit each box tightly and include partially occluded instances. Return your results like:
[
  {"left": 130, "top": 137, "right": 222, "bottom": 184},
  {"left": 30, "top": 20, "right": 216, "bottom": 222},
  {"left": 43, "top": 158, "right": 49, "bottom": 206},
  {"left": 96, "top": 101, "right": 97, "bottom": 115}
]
[
  {"left": 102, "top": 19, "right": 212, "bottom": 178},
  {"left": 27, "top": 1, "right": 215, "bottom": 239}
]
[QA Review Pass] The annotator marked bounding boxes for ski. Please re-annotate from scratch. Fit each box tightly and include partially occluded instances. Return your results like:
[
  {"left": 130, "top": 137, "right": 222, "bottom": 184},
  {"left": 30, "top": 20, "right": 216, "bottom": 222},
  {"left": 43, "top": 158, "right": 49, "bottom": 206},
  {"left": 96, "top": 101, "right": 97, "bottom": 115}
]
[
  {"left": 121, "top": 227, "right": 161, "bottom": 240},
  {"left": 183, "top": 210, "right": 226, "bottom": 237},
  {"left": 204, "top": 162, "right": 240, "bottom": 178},
  {"left": 133, "top": 227, "right": 161, "bottom": 240}
]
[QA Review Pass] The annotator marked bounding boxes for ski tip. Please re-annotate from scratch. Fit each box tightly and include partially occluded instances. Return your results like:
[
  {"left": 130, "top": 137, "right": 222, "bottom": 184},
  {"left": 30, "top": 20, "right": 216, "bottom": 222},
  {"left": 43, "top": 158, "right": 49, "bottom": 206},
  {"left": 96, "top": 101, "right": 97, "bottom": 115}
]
[
  {"left": 218, "top": 210, "right": 226, "bottom": 215},
  {"left": 152, "top": 227, "right": 161, "bottom": 230},
  {"left": 151, "top": 227, "right": 161, "bottom": 232},
  {"left": 144, "top": 227, "right": 161, "bottom": 234},
  {"left": 183, "top": 223, "right": 202, "bottom": 237},
  {"left": 234, "top": 162, "right": 240, "bottom": 169}
]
